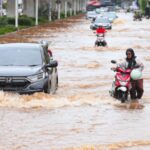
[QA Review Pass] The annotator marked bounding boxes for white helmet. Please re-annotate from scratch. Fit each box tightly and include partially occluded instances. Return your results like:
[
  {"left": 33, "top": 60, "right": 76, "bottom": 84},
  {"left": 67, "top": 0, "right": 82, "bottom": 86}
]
[
  {"left": 131, "top": 69, "right": 142, "bottom": 80},
  {"left": 39, "top": 40, "right": 49, "bottom": 49}
]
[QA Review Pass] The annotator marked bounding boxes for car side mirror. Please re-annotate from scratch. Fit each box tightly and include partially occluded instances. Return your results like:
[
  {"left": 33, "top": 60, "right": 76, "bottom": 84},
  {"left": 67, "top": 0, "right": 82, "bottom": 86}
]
[
  {"left": 46, "top": 60, "right": 58, "bottom": 68},
  {"left": 111, "top": 60, "right": 117, "bottom": 64}
]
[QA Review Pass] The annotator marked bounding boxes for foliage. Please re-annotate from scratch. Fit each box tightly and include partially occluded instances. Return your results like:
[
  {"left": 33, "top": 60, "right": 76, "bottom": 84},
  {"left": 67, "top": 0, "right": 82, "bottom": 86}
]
[
  {"left": 0, "top": 26, "right": 17, "bottom": 35},
  {"left": 138, "top": 0, "right": 148, "bottom": 13},
  {"left": 19, "top": 16, "right": 34, "bottom": 26},
  {"left": 0, "top": 17, "right": 8, "bottom": 27},
  {"left": 60, "top": 12, "right": 65, "bottom": 19}
]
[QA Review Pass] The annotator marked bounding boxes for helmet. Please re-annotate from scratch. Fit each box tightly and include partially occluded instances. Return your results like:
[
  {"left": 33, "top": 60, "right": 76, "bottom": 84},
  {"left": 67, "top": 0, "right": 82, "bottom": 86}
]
[
  {"left": 131, "top": 69, "right": 142, "bottom": 80},
  {"left": 39, "top": 40, "right": 49, "bottom": 49}
]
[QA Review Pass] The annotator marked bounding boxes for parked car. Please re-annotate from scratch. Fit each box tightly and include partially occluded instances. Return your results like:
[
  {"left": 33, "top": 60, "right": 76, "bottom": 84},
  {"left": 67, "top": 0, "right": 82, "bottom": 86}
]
[
  {"left": 0, "top": 43, "right": 58, "bottom": 94},
  {"left": 90, "top": 16, "right": 112, "bottom": 30}
]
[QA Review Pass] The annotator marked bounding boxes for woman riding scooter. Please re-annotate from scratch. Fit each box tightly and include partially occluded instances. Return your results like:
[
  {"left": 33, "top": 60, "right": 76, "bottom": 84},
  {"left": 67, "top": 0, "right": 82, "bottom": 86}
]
[{"left": 112, "top": 48, "right": 144, "bottom": 101}]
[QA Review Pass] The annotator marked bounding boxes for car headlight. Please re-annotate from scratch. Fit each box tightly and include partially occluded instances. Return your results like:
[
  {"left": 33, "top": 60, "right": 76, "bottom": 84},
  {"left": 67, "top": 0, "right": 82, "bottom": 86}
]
[{"left": 27, "top": 72, "right": 46, "bottom": 82}]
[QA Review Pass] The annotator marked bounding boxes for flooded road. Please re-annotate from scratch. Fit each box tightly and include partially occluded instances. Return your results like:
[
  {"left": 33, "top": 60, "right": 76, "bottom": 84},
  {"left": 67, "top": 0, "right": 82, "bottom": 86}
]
[{"left": 1, "top": 13, "right": 150, "bottom": 149}]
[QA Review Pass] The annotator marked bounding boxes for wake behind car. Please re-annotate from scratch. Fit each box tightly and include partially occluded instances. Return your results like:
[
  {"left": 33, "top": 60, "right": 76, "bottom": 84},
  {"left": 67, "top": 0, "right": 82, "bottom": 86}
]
[
  {"left": 0, "top": 43, "right": 58, "bottom": 94},
  {"left": 90, "top": 16, "right": 112, "bottom": 30}
]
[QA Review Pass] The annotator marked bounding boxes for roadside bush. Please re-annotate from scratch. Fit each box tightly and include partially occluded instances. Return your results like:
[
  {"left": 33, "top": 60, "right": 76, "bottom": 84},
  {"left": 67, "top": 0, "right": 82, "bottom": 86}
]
[
  {"left": 38, "top": 17, "right": 48, "bottom": 24},
  {"left": 8, "top": 16, "right": 34, "bottom": 26},
  {"left": 19, "top": 17, "right": 34, "bottom": 26},
  {"left": 67, "top": 12, "right": 71, "bottom": 17},
  {"left": 0, "top": 26, "right": 17, "bottom": 35},
  {"left": 0, "top": 17, "right": 8, "bottom": 27},
  {"left": 138, "top": 0, "right": 147, "bottom": 13},
  {"left": 60, "top": 12, "right": 65, "bottom": 19},
  {"left": 7, "top": 17, "right": 15, "bottom": 25}
]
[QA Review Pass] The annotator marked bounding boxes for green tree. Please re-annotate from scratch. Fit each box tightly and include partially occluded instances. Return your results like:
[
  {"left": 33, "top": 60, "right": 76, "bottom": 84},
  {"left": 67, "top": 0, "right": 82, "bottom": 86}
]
[{"left": 138, "top": 0, "right": 148, "bottom": 13}]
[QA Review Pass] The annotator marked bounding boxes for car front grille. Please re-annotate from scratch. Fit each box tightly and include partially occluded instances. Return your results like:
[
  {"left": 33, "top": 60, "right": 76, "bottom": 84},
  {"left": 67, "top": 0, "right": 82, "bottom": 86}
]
[{"left": 0, "top": 77, "right": 30, "bottom": 91}]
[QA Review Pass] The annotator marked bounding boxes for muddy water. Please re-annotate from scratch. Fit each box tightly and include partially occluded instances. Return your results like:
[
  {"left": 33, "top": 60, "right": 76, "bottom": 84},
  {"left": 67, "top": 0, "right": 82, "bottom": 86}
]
[{"left": 0, "top": 13, "right": 150, "bottom": 150}]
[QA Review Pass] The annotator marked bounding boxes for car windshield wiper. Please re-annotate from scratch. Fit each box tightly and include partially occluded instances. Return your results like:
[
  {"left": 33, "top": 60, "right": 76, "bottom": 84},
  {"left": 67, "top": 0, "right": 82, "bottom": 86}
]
[
  {"left": 28, "top": 64, "right": 41, "bottom": 67},
  {"left": 28, "top": 65, "right": 38, "bottom": 67},
  {"left": 1, "top": 64, "right": 15, "bottom": 66}
]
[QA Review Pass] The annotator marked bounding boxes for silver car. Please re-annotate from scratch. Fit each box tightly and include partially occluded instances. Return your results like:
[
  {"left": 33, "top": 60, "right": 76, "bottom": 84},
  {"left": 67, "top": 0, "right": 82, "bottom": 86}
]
[{"left": 90, "top": 17, "right": 112, "bottom": 30}]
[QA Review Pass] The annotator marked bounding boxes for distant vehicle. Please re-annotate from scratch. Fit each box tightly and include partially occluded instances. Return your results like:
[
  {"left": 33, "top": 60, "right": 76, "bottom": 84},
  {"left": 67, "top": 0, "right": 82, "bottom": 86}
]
[
  {"left": 102, "top": 12, "right": 118, "bottom": 23},
  {"left": 0, "top": 43, "right": 58, "bottom": 94},
  {"left": 90, "top": 17, "right": 112, "bottom": 30},
  {"left": 95, "top": 7, "right": 108, "bottom": 14},
  {"left": 86, "top": 0, "right": 101, "bottom": 11},
  {"left": 86, "top": 11, "right": 97, "bottom": 19},
  {"left": 95, "top": 34, "right": 107, "bottom": 47}
]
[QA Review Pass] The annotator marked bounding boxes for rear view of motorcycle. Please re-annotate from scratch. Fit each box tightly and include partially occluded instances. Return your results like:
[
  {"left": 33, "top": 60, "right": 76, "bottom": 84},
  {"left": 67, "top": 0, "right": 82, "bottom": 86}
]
[{"left": 95, "top": 34, "right": 107, "bottom": 47}]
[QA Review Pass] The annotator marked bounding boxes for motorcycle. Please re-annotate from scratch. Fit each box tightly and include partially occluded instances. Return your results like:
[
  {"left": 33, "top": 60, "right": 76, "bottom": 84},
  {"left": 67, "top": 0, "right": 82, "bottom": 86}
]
[
  {"left": 133, "top": 12, "right": 142, "bottom": 21},
  {"left": 95, "top": 34, "right": 107, "bottom": 47},
  {"left": 109, "top": 60, "right": 131, "bottom": 103}
]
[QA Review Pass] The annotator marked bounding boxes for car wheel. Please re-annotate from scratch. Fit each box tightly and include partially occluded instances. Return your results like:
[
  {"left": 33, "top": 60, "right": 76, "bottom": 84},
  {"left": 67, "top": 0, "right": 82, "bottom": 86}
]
[{"left": 50, "top": 67, "right": 58, "bottom": 94}]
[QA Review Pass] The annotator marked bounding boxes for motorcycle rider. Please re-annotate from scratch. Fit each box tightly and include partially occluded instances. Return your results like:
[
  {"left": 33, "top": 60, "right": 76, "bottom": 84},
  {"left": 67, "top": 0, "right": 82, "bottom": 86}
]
[
  {"left": 96, "top": 25, "right": 107, "bottom": 37},
  {"left": 95, "top": 25, "right": 107, "bottom": 47},
  {"left": 39, "top": 40, "right": 53, "bottom": 58},
  {"left": 133, "top": 10, "right": 142, "bottom": 21},
  {"left": 112, "top": 48, "right": 144, "bottom": 101}
]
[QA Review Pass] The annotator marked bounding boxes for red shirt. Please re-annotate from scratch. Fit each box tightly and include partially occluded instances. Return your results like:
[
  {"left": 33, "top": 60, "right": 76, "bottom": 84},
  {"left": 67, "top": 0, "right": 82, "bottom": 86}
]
[{"left": 96, "top": 27, "right": 106, "bottom": 34}]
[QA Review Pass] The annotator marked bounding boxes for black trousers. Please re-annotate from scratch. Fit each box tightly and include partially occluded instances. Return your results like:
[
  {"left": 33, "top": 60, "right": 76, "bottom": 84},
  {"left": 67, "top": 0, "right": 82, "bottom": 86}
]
[{"left": 130, "top": 79, "right": 144, "bottom": 99}]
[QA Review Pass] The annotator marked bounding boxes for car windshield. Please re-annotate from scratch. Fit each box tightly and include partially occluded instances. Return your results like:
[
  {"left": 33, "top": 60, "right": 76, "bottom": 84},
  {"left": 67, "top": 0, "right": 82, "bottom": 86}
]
[
  {"left": 0, "top": 46, "right": 43, "bottom": 66},
  {"left": 87, "top": 11, "right": 96, "bottom": 15},
  {"left": 95, "top": 18, "right": 109, "bottom": 23},
  {"left": 103, "top": 12, "right": 116, "bottom": 18},
  {"left": 108, "top": 13, "right": 116, "bottom": 18}
]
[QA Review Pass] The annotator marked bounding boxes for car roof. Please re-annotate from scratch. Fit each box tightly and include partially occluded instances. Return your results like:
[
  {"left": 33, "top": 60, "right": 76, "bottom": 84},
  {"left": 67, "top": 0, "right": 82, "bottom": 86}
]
[{"left": 0, "top": 43, "right": 42, "bottom": 49}]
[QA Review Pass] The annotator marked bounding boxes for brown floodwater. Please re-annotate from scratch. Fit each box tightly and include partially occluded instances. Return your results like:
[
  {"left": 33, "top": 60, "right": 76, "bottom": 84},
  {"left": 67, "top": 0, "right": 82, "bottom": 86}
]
[{"left": 0, "top": 13, "right": 150, "bottom": 150}]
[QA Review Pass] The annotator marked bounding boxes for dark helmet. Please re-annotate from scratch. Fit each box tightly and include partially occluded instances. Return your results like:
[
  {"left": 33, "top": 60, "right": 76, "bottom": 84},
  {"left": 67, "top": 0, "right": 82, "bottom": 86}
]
[{"left": 126, "top": 48, "right": 135, "bottom": 58}]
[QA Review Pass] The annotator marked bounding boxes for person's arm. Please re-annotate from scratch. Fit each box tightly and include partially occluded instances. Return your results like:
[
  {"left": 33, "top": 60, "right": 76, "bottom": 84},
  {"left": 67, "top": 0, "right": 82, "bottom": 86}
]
[{"left": 136, "top": 59, "right": 144, "bottom": 71}]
